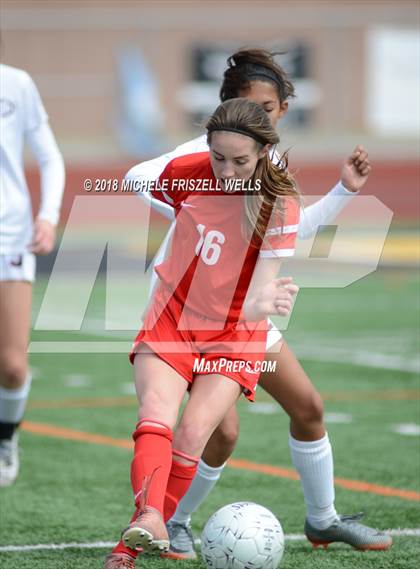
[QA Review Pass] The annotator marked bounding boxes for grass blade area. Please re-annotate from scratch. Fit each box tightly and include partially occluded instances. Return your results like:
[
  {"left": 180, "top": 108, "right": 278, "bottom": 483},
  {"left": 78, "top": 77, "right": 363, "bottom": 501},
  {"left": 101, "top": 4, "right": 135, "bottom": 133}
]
[{"left": 1, "top": 269, "right": 419, "bottom": 568}]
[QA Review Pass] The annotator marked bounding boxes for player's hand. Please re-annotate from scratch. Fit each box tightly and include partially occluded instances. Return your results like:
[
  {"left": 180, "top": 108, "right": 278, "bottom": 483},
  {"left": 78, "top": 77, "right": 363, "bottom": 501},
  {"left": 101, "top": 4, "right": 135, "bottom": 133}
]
[
  {"left": 254, "top": 276, "right": 299, "bottom": 318},
  {"left": 340, "top": 145, "right": 372, "bottom": 193},
  {"left": 29, "top": 218, "right": 56, "bottom": 255}
]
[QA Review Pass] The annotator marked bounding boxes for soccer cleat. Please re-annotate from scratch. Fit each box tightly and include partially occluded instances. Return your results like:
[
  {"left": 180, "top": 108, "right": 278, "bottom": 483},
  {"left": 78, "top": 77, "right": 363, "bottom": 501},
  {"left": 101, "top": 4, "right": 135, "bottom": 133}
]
[
  {"left": 0, "top": 433, "right": 19, "bottom": 487},
  {"left": 104, "top": 553, "right": 136, "bottom": 568},
  {"left": 122, "top": 505, "right": 169, "bottom": 553},
  {"left": 161, "top": 519, "right": 197, "bottom": 560},
  {"left": 305, "top": 512, "right": 393, "bottom": 551}
]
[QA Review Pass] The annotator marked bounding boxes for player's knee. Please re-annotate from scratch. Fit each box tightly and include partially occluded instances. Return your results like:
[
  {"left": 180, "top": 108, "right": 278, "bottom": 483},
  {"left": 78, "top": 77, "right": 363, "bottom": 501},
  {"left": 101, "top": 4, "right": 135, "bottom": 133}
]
[
  {"left": 133, "top": 419, "right": 173, "bottom": 444},
  {"left": 201, "top": 413, "right": 239, "bottom": 466},
  {"left": 176, "top": 420, "right": 210, "bottom": 457},
  {"left": 292, "top": 390, "right": 324, "bottom": 426},
  {"left": 138, "top": 392, "right": 178, "bottom": 430},
  {"left": 0, "top": 353, "right": 27, "bottom": 389},
  {"left": 212, "top": 415, "right": 240, "bottom": 452}
]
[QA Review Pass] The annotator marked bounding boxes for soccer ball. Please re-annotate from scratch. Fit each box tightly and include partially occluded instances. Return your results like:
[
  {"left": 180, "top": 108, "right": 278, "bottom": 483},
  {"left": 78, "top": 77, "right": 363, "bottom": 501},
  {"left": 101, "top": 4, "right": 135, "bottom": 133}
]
[{"left": 201, "top": 502, "right": 284, "bottom": 569}]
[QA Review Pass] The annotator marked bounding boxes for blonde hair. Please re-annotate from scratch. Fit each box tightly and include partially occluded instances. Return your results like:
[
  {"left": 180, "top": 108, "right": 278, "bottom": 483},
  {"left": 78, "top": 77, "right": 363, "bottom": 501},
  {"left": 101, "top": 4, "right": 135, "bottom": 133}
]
[{"left": 206, "top": 98, "right": 299, "bottom": 243}]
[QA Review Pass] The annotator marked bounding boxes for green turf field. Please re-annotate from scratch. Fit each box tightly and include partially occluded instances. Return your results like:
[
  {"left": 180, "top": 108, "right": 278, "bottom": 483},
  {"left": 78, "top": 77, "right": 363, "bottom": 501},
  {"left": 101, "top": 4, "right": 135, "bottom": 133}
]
[{"left": 0, "top": 268, "right": 419, "bottom": 568}]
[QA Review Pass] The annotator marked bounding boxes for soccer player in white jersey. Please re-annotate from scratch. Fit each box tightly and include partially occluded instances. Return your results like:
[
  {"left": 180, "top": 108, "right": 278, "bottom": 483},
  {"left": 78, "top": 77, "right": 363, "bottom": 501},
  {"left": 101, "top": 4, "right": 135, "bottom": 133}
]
[
  {"left": 0, "top": 63, "right": 65, "bottom": 486},
  {"left": 107, "top": 49, "right": 391, "bottom": 566}
]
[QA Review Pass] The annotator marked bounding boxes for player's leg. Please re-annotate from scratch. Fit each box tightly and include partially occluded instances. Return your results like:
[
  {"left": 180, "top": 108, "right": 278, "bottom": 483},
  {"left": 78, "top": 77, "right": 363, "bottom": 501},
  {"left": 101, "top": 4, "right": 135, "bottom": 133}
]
[
  {"left": 162, "top": 376, "right": 241, "bottom": 560},
  {"left": 201, "top": 404, "right": 239, "bottom": 467},
  {"left": 169, "top": 374, "right": 242, "bottom": 509},
  {"left": 118, "top": 347, "right": 188, "bottom": 556},
  {"left": 110, "top": 371, "right": 242, "bottom": 567},
  {"left": 166, "top": 404, "right": 239, "bottom": 557},
  {"left": 261, "top": 340, "right": 392, "bottom": 550},
  {"left": 166, "top": 338, "right": 392, "bottom": 554},
  {"left": 0, "top": 280, "right": 32, "bottom": 487},
  {"left": 166, "top": 326, "right": 281, "bottom": 542},
  {"left": 260, "top": 340, "right": 335, "bottom": 526},
  {"left": 164, "top": 336, "right": 324, "bottom": 559}
]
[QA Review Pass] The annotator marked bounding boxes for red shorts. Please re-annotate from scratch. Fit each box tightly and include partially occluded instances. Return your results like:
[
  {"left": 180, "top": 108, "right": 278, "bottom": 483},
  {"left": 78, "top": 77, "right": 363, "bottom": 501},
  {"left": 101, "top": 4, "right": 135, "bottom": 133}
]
[{"left": 130, "top": 285, "right": 268, "bottom": 401}]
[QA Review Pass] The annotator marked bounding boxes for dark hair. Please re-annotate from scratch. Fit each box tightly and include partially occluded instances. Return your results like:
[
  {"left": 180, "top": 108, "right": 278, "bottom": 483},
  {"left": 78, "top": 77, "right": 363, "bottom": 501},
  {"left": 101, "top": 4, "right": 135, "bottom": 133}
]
[
  {"left": 206, "top": 98, "right": 299, "bottom": 242},
  {"left": 219, "top": 48, "right": 295, "bottom": 103}
]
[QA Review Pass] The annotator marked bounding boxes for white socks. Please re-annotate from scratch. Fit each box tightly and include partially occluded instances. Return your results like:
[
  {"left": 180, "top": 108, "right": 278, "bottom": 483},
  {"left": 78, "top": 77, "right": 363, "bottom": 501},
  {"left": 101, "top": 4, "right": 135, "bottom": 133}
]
[
  {"left": 289, "top": 433, "right": 337, "bottom": 529},
  {"left": 170, "top": 459, "right": 226, "bottom": 524},
  {"left": 169, "top": 435, "right": 337, "bottom": 530},
  {"left": 0, "top": 373, "right": 32, "bottom": 425}
]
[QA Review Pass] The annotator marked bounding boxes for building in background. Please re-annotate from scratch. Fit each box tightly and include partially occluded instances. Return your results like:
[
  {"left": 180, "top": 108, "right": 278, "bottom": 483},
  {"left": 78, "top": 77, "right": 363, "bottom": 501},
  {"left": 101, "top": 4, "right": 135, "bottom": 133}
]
[{"left": 1, "top": 0, "right": 418, "bottom": 161}]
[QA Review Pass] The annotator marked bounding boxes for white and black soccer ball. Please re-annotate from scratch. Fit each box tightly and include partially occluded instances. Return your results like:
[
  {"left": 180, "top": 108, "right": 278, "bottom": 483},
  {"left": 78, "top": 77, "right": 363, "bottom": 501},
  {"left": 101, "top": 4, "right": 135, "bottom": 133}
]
[{"left": 201, "top": 502, "right": 284, "bottom": 569}]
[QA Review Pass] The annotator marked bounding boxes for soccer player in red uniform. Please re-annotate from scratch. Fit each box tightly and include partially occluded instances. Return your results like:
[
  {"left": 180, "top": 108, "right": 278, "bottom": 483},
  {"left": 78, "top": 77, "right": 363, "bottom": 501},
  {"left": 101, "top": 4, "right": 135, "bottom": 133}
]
[
  {"left": 108, "top": 49, "right": 391, "bottom": 566},
  {"left": 105, "top": 98, "right": 300, "bottom": 568}
]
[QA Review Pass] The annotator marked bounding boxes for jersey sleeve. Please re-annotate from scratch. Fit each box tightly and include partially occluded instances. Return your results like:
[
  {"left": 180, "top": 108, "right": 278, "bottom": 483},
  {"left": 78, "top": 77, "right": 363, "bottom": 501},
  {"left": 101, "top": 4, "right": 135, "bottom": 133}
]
[
  {"left": 22, "top": 72, "right": 48, "bottom": 133},
  {"left": 27, "top": 122, "right": 65, "bottom": 225},
  {"left": 151, "top": 159, "right": 186, "bottom": 210},
  {"left": 297, "top": 181, "right": 357, "bottom": 239},
  {"left": 259, "top": 197, "right": 300, "bottom": 258},
  {"left": 125, "top": 135, "right": 208, "bottom": 216}
]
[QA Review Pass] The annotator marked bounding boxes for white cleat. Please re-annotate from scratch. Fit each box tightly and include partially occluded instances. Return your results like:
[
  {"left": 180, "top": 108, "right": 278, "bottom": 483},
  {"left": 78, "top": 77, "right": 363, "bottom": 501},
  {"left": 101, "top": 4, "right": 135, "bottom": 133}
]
[{"left": 0, "top": 433, "right": 19, "bottom": 487}]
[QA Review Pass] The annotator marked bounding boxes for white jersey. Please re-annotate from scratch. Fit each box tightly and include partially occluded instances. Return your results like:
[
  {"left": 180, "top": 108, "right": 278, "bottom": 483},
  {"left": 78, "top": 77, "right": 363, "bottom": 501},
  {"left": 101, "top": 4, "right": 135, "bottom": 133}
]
[{"left": 0, "top": 64, "right": 64, "bottom": 254}]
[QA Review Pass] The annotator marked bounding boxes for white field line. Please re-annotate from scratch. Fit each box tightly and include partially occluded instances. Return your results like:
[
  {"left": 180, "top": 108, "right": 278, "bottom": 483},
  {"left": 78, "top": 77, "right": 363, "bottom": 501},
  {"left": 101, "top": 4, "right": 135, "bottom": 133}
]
[
  {"left": 391, "top": 424, "right": 420, "bottom": 436},
  {"left": 1, "top": 529, "right": 420, "bottom": 552},
  {"left": 291, "top": 345, "right": 419, "bottom": 374}
]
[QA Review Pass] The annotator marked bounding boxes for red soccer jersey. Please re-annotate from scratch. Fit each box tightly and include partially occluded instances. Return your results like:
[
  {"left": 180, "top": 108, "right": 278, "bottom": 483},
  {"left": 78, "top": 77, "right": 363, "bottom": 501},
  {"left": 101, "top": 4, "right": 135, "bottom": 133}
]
[{"left": 151, "top": 153, "right": 299, "bottom": 323}]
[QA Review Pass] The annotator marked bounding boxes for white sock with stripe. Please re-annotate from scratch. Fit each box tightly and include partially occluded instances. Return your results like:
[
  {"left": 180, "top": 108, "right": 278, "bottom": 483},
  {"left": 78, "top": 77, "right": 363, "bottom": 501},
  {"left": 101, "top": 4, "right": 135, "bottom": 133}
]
[{"left": 0, "top": 373, "right": 32, "bottom": 426}]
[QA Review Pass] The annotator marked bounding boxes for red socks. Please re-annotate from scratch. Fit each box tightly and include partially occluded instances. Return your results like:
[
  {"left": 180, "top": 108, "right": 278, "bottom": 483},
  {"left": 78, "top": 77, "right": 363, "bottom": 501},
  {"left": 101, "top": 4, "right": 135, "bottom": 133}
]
[
  {"left": 112, "top": 420, "right": 173, "bottom": 559},
  {"left": 164, "top": 453, "right": 199, "bottom": 522},
  {"left": 112, "top": 421, "right": 198, "bottom": 559},
  {"left": 112, "top": 455, "right": 199, "bottom": 558},
  {"left": 112, "top": 511, "right": 138, "bottom": 557},
  {"left": 130, "top": 420, "right": 173, "bottom": 513}
]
